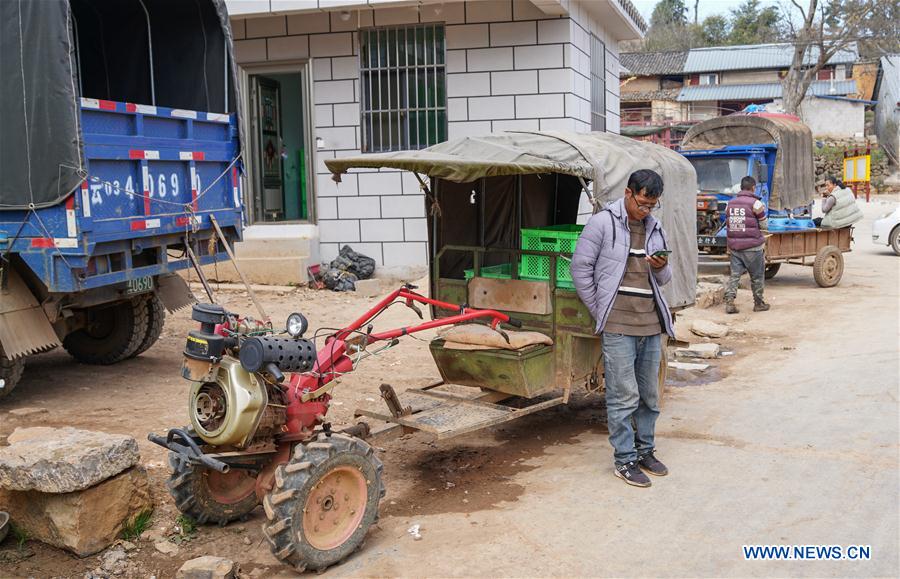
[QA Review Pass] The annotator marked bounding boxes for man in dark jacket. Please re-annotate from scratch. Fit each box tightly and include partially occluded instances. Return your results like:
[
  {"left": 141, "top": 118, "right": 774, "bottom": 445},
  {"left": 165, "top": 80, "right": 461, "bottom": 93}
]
[
  {"left": 571, "top": 169, "right": 673, "bottom": 488},
  {"left": 724, "top": 176, "right": 769, "bottom": 314}
]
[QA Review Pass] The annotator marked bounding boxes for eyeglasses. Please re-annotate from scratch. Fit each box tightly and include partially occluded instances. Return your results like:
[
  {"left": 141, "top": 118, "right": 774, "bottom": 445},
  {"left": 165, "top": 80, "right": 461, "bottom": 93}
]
[
  {"left": 627, "top": 188, "right": 661, "bottom": 212},
  {"left": 633, "top": 198, "right": 661, "bottom": 212}
]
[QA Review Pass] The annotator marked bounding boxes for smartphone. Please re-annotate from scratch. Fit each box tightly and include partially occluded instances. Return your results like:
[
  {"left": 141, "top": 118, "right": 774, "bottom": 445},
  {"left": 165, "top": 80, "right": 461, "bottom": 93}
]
[{"left": 651, "top": 250, "right": 672, "bottom": 257}]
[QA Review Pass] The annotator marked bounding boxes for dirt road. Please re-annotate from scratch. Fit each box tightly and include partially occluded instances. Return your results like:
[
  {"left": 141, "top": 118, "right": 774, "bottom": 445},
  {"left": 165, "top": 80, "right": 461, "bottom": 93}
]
[{"left": 2, "top": 198, "right": 898, "bottom": 577}]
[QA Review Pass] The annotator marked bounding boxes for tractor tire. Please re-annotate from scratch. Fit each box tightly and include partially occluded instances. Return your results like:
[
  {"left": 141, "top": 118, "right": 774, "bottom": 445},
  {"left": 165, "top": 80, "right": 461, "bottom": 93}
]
[
  {"left": 764, "top": 263, "right": 781, "bottom": 280},
  {"left": 0, "top": 346, "right": 25, "bottom": 402},
  {"left": 166, "top": 452, "right": 260, "bottom": 526},
  {"left": 129, "top": 295, "right": 166, "bottom": 358},
  {"left": 813, "top": 245, "right": 844, "bottom": 288},
  {"left": 63, "top": 296, "right": 148, "bottom": 365},
  {"left": 263, "top": 433, "right": 385, "bottom": 573}
]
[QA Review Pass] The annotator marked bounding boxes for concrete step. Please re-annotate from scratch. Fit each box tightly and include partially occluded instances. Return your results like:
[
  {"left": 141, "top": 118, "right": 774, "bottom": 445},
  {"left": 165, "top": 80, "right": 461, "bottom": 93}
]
[
  {"left": 188, "top": 256, "right": 309, "bottom": 286},
  {"left": 234, "top": 237, "right": 312, "bottom": 259}
]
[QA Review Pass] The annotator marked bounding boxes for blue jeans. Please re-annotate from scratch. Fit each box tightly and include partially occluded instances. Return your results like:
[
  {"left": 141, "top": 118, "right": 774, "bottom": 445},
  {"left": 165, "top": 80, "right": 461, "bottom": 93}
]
[{"left": 601, "top": 332, "right": 662, "bottom": 465}]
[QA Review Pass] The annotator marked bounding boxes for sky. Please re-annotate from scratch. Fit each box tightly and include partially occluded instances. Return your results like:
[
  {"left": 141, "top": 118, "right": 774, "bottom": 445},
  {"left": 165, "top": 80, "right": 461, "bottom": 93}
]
[{"left": 630, "top": 0, "right": 783, "bottom": 23}]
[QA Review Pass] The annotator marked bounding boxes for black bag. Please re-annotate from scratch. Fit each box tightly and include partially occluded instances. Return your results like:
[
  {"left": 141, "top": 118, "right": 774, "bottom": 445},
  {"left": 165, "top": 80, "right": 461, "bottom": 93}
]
[
  {"left": 330, "top": 245, "right": 376, "bottom": 280},
  {"left": 322, "top": 268, "right": 357, "bottom": 292}
]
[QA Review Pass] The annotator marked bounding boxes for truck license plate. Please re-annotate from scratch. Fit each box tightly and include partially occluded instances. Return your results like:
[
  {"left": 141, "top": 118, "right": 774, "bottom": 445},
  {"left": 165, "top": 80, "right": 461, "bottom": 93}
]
[
  {"left": 698, "top": 235, "right": 726, "bottom": 247},
  {"left": 126, "top": 276, "right": 154, "bottom": 295}
]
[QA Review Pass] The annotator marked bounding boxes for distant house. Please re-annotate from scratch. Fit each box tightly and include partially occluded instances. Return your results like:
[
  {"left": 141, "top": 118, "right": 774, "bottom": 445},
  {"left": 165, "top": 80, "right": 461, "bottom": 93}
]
[
  {"left": 874, "top": 55, "right": 899, "bottom": 165},
  {"left": 620, "top": 42, "right": 869, "bottom": 143}
]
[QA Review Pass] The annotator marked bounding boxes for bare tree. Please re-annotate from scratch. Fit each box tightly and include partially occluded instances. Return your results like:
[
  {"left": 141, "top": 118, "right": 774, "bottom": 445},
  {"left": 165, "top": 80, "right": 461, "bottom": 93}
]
[{"left": 780, "top": 0, "right": 899, "bottom": 115}]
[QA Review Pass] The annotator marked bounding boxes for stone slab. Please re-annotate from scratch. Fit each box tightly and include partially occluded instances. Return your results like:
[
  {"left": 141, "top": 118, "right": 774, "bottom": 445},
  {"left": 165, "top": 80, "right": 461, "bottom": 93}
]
[{"left": 0, "top": 427, "right": 140, "bottom": 493}]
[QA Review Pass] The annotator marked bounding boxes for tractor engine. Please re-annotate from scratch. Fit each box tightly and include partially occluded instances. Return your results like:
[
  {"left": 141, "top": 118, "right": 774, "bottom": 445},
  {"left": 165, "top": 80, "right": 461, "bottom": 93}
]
[
  {"left": 696, "top": 195, "right": 726, "bottom": 236},
  {"left": 181, "top": 303, "right": 317, "bottom": 450}
]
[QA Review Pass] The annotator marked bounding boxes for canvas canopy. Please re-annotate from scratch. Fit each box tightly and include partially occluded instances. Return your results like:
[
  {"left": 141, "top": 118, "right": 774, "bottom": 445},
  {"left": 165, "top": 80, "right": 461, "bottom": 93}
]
[
  {"left": 326, "top": 131, "right": 699, "bottom": 309},
  {"left": 680, "top": 115, "right": 815, "bottom": 210},
  {"left": 0, "top": 0, "right": 240, "bottom": 210}
]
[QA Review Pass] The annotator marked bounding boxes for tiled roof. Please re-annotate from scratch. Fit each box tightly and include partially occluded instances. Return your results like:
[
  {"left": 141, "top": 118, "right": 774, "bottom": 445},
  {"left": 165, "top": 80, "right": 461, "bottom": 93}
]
[
  {"left": 677, "top": 79, "right": 857, "bottom": 102},
  {"left": 620, "top": 51, "right": 688, "bottom": 76},
  {"left": 621, "top": 88, "right": 681, "bottom": 102},
  {"left": 622, "top": 42, "right": 859, "bottom": 77},
  {"left": 683, "top": 42, "right": 859, "bottom": 73}
]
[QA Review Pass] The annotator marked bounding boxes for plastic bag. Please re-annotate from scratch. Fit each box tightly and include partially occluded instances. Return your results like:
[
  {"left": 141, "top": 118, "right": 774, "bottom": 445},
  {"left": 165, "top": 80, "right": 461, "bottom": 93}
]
[
  {"left": 331, "top": 245, "right": 376, "bottom": 280},
  {"left": 323, "top": 268, "right": 358, "bottom": 292}
]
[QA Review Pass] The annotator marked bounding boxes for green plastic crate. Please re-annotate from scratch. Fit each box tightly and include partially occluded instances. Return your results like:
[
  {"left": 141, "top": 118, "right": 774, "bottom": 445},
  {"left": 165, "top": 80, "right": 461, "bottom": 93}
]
[
  {"left": 519, "top": 224, "right": 584, "bottom": 289},
  {"left": 463, "top": 263, "right": 514, "bottom": 281}
]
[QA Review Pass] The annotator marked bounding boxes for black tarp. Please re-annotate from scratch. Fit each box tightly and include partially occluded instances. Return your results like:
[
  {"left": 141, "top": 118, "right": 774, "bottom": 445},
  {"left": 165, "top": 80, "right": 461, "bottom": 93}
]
[
  {"left": 0, "top": 0, "right": 240, "bottom": 210},
  {"left": 432, "top": 173, "right": 582, "bottom": 279}
]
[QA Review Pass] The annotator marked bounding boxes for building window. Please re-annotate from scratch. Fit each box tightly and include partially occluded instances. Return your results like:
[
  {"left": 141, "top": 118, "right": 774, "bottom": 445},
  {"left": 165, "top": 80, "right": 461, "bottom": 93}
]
[
  {"left": 359, "top": 24, "right": 446, "bottom": 153},
  {"left": 590, "top": 34, "right": 606, "bottom": 132},
  {"left": 699, "top": 73, "right": 719, "bottom": 85}
]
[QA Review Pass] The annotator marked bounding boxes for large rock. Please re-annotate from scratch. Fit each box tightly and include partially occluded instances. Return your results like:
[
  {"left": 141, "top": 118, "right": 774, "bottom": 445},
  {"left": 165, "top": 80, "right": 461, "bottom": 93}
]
[
  {"left": 675, "top": 343, "right": 721, "bottom": 359},
  {"left": 177, "top": 556, "right": 237, "bottom": 579},
  {"left": 0, "top": 427, "right": 139, "bottom": 493},
  {"left": 691, "top": 319, "right": 730, "bottom": 338},
  {"left": 695, "top": 282, "right": 725, "bottom": 309},
  {"left": 0, "top": 466, "right": 152, "bottom": 556}
]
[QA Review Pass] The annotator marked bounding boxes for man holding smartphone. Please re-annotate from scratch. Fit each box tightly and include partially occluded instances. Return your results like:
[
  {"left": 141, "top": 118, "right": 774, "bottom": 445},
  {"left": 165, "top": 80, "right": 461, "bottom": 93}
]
[{"left": 571, "top": 169, "right": 674, "bottom": 488}]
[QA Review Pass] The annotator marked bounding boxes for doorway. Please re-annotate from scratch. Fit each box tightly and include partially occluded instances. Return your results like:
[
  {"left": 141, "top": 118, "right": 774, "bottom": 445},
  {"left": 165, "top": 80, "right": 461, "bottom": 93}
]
[{"left": 248, "top": 70, "right": 312, "bottom": 223}]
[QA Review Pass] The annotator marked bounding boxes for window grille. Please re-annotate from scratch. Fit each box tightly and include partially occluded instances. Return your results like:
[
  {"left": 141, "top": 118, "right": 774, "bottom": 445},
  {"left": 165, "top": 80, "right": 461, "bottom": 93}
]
[{"left": 359, "top": 24, "right": 447, "bottom": 153}]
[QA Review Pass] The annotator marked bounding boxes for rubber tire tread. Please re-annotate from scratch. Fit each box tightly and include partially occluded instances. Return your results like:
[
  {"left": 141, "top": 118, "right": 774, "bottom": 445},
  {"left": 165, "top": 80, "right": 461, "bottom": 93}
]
[
  {"left": 764, "top": 263, "right": 781, "bottom": 280},
  {"left": 63, "top": 296, "right": 148, "bottom": 365},
  {"left": 262, "top": 433, "right": 385, "bottom": 573},
  {"left": 0, "top": 346, "right": 25, "bottom": 401},
  {"left": 129, "top": 295, "right": 166, "bottom": 358},
  {"left": 890, "top": 226, "right": 900, "bottom": 256},
  {"left": 166, "top": 452, "right": 260, "bottom": 525},
  {"left": 812, "top": 245, "right": 843, "bottom": 288}
]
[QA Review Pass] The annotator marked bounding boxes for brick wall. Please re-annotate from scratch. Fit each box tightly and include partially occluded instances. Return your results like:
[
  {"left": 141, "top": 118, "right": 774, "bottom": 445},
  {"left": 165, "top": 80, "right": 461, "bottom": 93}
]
[{"left": 231, "top": 0, "right": 623, "bottom": 266}]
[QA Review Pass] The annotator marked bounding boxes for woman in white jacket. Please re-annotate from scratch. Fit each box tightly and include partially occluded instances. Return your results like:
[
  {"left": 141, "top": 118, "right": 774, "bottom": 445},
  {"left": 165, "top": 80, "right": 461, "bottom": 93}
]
[{"left": 814, "top": 175, "right": 864, "bottom": 228}]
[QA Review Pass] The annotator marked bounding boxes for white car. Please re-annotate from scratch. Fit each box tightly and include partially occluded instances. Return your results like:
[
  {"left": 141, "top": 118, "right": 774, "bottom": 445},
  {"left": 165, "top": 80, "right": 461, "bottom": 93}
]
[{"left": 872, "top": 206, "right": 900, "bottom": 255}]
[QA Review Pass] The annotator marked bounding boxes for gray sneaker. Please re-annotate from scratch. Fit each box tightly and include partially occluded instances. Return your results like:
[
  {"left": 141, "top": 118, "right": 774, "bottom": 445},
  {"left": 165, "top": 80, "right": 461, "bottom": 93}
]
[
  {"left": 638, "top": 451, "right": 668, "bottom": 476},
  {"left": 614, "top": 461, "right": 651, "bottom": 487}
]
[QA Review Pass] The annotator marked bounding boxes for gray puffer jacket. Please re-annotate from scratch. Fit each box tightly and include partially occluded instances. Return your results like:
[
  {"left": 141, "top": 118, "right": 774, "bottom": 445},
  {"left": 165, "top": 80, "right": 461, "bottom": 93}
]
[{"left": 571, "top": 197, "right": 674, "bottom": 336}]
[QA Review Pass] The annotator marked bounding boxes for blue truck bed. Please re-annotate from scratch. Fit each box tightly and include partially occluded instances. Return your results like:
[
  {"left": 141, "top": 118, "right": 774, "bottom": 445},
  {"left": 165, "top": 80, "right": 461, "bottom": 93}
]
[{"left": 0, "top": 98, "right": 243, "bottom": 293}]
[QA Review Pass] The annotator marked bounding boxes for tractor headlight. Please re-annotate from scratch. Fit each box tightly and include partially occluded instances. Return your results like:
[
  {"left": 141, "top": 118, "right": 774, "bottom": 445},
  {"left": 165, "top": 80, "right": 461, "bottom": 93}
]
[{"left": 286, "top": 312, "right": 308, "bottom": 338}]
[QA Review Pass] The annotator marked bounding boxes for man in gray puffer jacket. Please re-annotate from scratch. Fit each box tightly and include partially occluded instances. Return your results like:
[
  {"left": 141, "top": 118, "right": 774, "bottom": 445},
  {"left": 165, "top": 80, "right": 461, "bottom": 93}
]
[{"left": 571, "top": 169, "right": 674, "bottom": 488}]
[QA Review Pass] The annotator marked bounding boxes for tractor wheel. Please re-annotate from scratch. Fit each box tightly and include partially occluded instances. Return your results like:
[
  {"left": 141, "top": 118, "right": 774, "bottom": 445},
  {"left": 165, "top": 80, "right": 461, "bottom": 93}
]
[
  {"left": 166, "top": 452, "right": 260, "bottom": 525},
  {"left": 63, "top": 296, "right": 148, "bottom": 364},
  {"left": 263, "top": 433, "right": 384, "bottom": 573},
  {"left": 0, "top": 346, "right": 25, "bottom": 402},
  {"left": 764, "top": 263, "right": 781, "bottom": 280},
  {"left": 129, "top": 295, "right": 166, "bottom": 358},
  {"left": 813, "top": 245, "right": 844, "bottom": 288}
]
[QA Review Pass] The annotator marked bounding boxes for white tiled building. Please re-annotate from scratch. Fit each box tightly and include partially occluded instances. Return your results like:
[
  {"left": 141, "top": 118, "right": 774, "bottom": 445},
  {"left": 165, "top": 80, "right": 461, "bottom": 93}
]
[{"left": 225, "top": 0, "right": 645, "bottom": 281}]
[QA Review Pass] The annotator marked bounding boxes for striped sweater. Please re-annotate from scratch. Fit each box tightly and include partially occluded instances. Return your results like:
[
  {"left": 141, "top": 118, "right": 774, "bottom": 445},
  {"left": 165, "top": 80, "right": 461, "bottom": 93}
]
[{"left": 603, "top": 219, "right": 662, "bottom": 336}]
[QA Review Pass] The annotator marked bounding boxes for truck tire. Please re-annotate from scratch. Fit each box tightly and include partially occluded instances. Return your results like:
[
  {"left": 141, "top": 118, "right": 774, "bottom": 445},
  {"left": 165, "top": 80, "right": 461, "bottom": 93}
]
[
  {"left": 166, "top": 452, "right": 259, "bottom": 525},
  {"left": 0, "top": 346, "right": 25, "bottom": 401},
  {"left": 263, "top": 433, "right": 384, "bottom": 573},
  {"left": 129, "top": 295, "right": 166, "bottom": 358},
  {"left": 813, "top": 245, "right": 844, "bottom": 288},
  {"left": 764, "top": 263, "right": 781, "bottom": 279},
  {"left": 63, "top": 296, "right": 149, "bottom": 365}
]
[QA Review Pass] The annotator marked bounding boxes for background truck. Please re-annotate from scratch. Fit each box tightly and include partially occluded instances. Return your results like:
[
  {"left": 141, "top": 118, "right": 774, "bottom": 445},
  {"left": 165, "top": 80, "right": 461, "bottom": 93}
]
[
  {"left": 679, "top": 113, "right": 817, "bottom": 254},
  {"left": 0, "top": 0, "right": 243, "bottom": 400}
]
